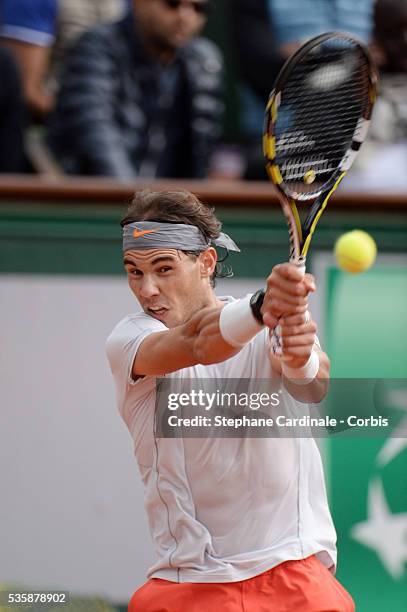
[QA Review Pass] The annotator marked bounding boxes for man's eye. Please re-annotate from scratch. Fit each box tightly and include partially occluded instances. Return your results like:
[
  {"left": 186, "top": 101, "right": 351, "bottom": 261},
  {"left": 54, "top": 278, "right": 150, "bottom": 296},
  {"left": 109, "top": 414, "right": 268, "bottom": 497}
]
[
  {"left": 159, "top": 267, "right": 172, "bottom": 273},
  {"left": 129, "top": 269, "right": 141, "bottom": 276}
]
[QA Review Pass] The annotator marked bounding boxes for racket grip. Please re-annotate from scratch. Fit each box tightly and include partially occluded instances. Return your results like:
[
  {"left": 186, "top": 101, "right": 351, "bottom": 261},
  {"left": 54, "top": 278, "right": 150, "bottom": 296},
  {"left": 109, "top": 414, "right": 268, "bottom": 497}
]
[{"left": 271, "top": 260, "right": 306, "bottom": 356}]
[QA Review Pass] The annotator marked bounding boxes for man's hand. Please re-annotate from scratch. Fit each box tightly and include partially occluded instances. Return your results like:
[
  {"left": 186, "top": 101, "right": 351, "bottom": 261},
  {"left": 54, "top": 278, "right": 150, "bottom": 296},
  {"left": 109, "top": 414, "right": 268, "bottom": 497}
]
[
  {"left": 279, "top": 313, "right": 331, "bottom": 403},
  {"left": 279, "top": 313, "right": 317, "bottom": 368},
  {"left": 261, "top": 263, "right": 316, "bottom": 328}
]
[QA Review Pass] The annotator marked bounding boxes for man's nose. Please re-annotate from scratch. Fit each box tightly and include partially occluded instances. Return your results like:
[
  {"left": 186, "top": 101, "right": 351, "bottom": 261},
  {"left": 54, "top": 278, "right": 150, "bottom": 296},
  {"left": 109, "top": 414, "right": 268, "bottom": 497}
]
[{"left": 139, "top": 275, "right": 160, "bottom": 298}]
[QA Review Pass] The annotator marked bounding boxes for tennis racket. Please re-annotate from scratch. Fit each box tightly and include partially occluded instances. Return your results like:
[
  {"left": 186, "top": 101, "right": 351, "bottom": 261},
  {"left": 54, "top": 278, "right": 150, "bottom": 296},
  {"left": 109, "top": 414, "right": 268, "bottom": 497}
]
[{"left": 263, "top": 32, "right": 378, "bottom": 354}]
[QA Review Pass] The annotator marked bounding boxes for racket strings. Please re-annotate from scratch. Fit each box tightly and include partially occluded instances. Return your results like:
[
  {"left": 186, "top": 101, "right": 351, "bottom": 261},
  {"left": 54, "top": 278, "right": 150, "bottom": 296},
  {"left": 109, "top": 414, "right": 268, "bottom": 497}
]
[{"left": 271, "top": 38, "right": 372, "bottom": 195}]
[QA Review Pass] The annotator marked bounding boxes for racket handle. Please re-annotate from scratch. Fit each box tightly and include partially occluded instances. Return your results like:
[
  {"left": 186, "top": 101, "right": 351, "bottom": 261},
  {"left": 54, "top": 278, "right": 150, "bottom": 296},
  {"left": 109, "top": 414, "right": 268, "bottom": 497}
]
[{"left": 271, "top": 259, "right": 306, "bottom": 356}]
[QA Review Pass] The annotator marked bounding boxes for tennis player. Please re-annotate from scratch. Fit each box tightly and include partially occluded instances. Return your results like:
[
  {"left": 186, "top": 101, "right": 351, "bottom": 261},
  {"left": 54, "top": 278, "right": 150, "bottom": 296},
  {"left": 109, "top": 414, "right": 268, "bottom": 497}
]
[{"left": 106, "top": 189, "right": 354, "bottom": 611}]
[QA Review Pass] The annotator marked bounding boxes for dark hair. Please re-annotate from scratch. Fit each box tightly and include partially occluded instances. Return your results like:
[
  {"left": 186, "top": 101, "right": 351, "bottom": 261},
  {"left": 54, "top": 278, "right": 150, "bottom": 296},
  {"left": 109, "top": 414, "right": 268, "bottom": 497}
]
[{"left": 121, "top": 189, "right": 233, "bottom": 284}]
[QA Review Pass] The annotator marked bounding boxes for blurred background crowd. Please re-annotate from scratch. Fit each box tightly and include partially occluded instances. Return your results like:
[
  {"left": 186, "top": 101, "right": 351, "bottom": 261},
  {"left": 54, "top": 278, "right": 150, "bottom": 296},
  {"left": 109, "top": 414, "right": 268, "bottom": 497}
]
[{"left": 0, "top": 0, "right": 406, "bottom": 188}]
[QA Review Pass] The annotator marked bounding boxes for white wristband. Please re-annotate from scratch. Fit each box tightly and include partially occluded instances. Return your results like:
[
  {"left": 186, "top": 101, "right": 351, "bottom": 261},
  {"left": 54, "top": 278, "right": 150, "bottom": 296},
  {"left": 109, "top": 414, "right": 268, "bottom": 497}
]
[
  {"left": 281, "top": 349, "right": 320, "bottom": 385},
  {"left": 219, "top": 295, "right": 263, "bottom": 347}
]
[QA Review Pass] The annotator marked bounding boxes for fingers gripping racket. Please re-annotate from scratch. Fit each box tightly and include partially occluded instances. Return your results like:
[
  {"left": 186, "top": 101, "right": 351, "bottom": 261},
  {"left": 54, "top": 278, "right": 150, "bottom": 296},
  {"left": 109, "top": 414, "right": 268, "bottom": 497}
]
[{"left": 263, "top": 32, "right": 377, "bottom": 354}]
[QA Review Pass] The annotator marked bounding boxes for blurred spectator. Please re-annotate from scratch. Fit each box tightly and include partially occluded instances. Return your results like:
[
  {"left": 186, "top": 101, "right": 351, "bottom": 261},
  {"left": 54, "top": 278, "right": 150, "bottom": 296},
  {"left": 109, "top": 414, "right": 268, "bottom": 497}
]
[
  {"left": 231, "top": 0, "right": 375, "bottom": 179},
  {"left": 344, "top": 0, "right": 407, "bottom": 191},
  {"left": 0, "top": 0, "right": 127, "bottom": 119},
  {"left": 0, "top": 46, "right": 26, "bottom": 172},
  {"left": 47, "top": 0, "right": 224, "bottom": 179},
  {"left": 372, "top": 0, "right": 407, "bottom": 140},
  {"left": 267, "top": 0, "right": 373, "bottom": 56}
]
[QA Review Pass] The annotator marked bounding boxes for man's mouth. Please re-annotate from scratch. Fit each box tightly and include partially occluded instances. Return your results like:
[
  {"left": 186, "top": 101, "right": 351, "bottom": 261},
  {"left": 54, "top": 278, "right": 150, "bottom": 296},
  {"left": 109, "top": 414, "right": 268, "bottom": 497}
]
[{"left": 146, "top": 306, "right": 168, "bottom": 319}]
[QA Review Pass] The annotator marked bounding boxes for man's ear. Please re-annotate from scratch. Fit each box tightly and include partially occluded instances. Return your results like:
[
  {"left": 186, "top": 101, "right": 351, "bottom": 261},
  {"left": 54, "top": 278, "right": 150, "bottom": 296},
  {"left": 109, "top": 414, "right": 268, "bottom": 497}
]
[{"left": 200, "top": 247, "right": 217, "bottom": 279}]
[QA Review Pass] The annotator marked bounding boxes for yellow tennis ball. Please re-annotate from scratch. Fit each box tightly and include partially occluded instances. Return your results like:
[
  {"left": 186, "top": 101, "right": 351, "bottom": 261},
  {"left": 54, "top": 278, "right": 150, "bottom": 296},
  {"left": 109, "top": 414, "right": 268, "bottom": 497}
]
[{"left": 334, "top": 230, "right": 377, "bottom": 273}]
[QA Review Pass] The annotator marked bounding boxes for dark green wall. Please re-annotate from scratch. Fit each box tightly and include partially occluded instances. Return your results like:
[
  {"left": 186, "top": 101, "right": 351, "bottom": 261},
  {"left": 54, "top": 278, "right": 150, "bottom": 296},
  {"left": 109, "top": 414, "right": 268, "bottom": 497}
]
[{"left": 0, "top": 202, "right": 405, "bottom": 276}]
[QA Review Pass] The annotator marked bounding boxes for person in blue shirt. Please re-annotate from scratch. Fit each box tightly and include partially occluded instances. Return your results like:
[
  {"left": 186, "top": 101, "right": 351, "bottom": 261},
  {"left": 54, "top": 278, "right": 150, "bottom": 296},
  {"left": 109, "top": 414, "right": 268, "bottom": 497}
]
[
  {"left": 268, "top": 0, "right": 373, "bottom": 58},
  {"left": 0, "top": 0, "right": 125, "bottom": 117},
  {"left": 0, "top": 0, "right": 57, "bottom": 116}
]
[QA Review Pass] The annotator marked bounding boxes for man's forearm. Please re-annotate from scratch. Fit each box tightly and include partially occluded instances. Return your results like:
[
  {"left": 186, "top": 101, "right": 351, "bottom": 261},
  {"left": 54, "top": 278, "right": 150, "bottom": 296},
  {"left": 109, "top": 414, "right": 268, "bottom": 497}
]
[{"left": 133, "top": 306, "right": 241, "bottom": 377}]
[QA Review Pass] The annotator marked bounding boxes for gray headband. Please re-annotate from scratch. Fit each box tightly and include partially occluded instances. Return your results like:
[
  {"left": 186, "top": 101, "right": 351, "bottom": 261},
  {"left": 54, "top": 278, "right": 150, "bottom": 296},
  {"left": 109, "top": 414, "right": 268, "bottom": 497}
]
[{"left": 123, "top": 221, "right": 240, "bottom": 253}]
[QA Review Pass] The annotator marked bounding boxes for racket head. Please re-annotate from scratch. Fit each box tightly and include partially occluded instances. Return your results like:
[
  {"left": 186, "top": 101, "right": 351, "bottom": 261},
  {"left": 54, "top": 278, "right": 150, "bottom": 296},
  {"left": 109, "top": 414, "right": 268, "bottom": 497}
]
[{"left": 264, "top": 32, "right": 378, "bottom": 203}]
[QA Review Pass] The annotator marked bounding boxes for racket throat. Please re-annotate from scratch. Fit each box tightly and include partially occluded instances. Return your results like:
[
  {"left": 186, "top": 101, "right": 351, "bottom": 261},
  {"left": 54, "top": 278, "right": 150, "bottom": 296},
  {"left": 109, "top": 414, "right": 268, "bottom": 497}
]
[
  {"left": 301, "top": 171, "right": 347, "bottom": 257},
  {"left": 289, "top": 255, "right": 306, "bottom": 273}
]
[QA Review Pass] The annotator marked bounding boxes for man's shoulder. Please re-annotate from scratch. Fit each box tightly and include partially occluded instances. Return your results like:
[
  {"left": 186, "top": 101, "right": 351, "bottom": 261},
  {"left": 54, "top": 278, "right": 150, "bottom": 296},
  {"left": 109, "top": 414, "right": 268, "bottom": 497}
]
[
  {"left": 106, "top": 312, "right": 167, "bottom": 371},
  {"left": 70, "top": 15, "right": 129, "bottom": 54}
]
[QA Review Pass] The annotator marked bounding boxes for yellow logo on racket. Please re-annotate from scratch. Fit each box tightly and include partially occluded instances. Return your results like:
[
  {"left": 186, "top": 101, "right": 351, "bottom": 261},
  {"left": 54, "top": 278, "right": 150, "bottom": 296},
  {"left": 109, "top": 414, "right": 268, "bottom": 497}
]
[{"left": 304, "top": 170, "right": 316, "bottom": 184}]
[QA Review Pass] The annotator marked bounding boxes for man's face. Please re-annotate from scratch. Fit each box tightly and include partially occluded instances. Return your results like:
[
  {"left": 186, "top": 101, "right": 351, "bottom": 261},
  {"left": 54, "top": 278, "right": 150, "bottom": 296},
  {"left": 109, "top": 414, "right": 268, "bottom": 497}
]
[
  {"left": 132, "top": 0, "right": 208, "bottom": 51},
  {"left": 123, "top": 248, "right": 215, "bottom": 327}
]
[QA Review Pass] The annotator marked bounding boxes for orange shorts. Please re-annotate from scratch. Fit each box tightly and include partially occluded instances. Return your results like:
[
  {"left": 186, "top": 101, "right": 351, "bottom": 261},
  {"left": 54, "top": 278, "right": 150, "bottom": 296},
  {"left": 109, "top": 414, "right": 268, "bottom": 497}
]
[{"left": 128, "top": 555, "right": 355, "bottom": 612}]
